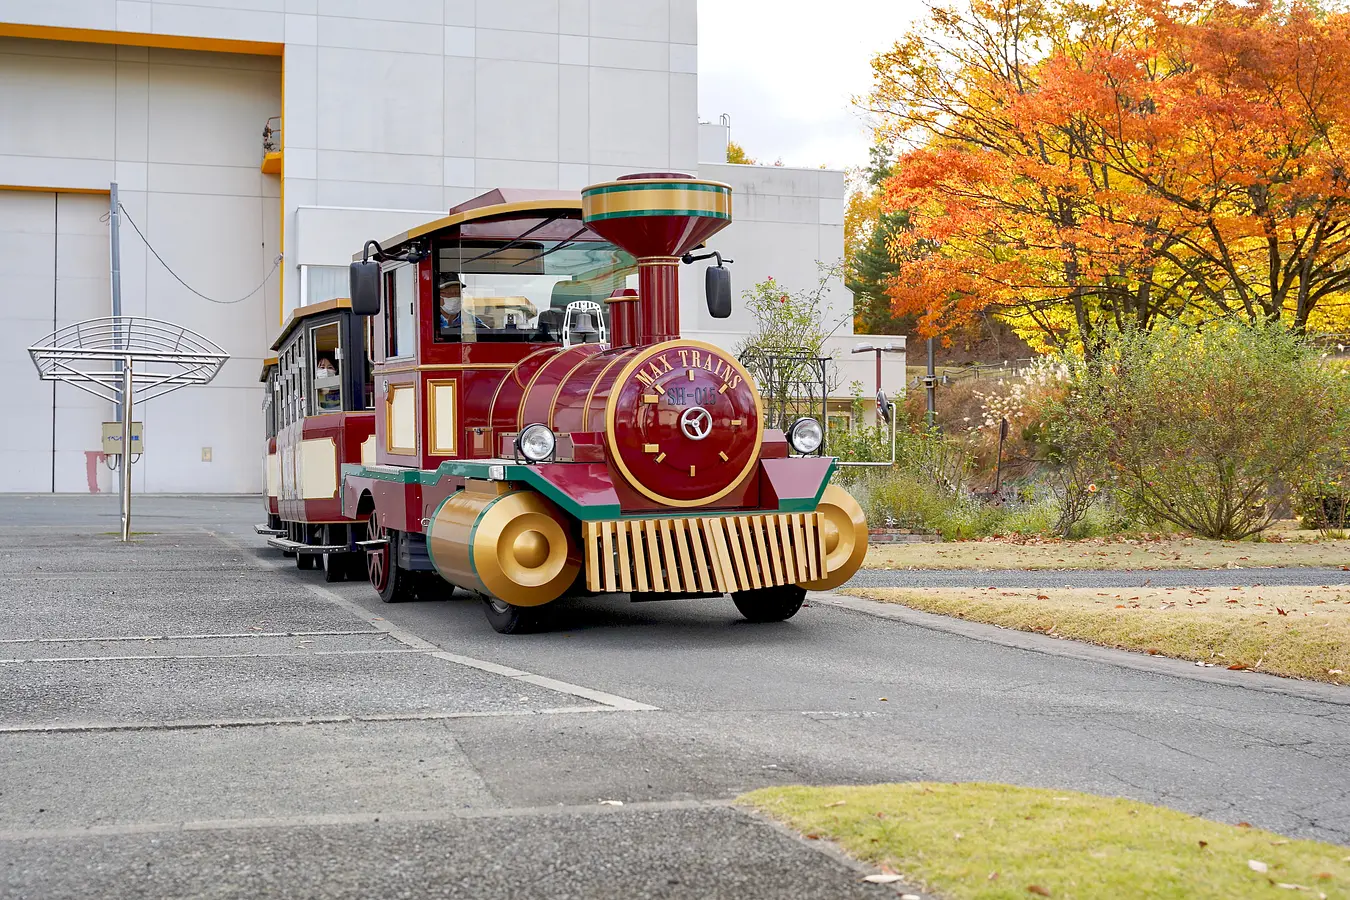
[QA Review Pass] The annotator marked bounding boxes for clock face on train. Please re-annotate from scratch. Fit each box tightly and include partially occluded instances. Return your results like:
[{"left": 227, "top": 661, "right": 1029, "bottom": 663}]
[{"left": 607, "top": 342, "right": 763, "bottom": 507}]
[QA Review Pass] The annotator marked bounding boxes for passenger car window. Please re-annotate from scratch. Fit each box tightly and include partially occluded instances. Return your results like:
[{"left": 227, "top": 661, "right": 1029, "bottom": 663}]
[{"left": 310, "top": 322, "right": 342, "bottom": 414}]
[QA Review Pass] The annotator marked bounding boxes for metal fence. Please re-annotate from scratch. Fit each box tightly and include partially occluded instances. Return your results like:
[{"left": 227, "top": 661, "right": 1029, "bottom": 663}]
[{"left": 738, "top": 350, "right": 829, "bottom": 448}]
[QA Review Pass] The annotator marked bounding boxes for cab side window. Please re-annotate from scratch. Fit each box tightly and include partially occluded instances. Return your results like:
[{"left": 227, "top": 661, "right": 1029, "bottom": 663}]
[{"left": 385, "top": 264, "right": 417, "bottom": 358}]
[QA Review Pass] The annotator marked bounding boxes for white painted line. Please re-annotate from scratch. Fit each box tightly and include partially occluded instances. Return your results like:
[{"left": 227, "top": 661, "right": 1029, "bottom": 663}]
[
  {"left": 513, "top": 673, "right": 658, "bottom": 712},
  {"left": 0, "top": 704, "right": 624, "bottom": 736},
  {"left": 0, "top": 799, "right": 731, "bottom": 842},
  {"left": 0, "top": 649, "right": 427, "bottom": 664},
  {"left": 296, "top": 581, "right": 659, "bottom": 712},
  {"left": 0, "top": 630, "right": 383, "bottom": 645}
]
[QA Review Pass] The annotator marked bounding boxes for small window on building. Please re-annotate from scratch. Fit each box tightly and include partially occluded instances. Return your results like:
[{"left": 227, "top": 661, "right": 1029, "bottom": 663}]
[{"left": 302, "top": 265, "right": 349, "bottom": 306}]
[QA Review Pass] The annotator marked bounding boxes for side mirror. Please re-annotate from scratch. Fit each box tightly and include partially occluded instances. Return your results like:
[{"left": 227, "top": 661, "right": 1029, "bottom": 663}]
[
  {"left": 876, "top": 390, "right": 893, "bottom": 425},
  {"left": 706, "top": 265, "right": 732, "bottom": 319},
  {"left": 349, "top": 260, "right": 381, "bottom": 316}
]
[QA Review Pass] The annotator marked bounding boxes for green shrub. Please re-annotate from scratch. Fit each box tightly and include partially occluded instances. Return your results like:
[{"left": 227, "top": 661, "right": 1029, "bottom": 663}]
[{"left": 1059, "top": 322, "right": 1350, "bottom": 540}]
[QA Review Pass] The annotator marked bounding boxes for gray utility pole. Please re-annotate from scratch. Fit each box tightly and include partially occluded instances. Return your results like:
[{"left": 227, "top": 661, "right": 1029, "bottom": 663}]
[{"left": 109, "top": 183, "right": 131, "bottom": 538}]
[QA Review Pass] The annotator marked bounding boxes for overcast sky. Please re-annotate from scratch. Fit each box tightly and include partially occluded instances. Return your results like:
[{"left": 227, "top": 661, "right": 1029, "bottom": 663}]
[{"left": 696, "top": 1, "right": 925, "bottom": 172}]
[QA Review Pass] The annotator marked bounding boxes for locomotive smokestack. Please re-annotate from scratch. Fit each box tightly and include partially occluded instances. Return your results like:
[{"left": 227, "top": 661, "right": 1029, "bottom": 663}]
[{"left": 581, "top": 173, "right": 732, "bottom": 346}]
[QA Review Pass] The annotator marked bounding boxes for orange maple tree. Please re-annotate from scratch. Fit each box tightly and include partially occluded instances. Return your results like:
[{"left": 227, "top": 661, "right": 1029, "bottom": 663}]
[{"left": 866, "top": 0, "right": 1350, "bottom": 351}]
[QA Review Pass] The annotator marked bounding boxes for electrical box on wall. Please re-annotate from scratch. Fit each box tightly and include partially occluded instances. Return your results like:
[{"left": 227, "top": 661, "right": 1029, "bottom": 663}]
[{"left": 101, "top": 422, "right": 144, "bottom": 457}]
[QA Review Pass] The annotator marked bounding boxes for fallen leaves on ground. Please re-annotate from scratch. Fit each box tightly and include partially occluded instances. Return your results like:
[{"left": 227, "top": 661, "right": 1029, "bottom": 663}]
[
  {"left": 840, "top": 585, "right": 1350, "bottom": 684},
  {"left": 864, "top": 528, "right": 1350, "bottom": 571}
]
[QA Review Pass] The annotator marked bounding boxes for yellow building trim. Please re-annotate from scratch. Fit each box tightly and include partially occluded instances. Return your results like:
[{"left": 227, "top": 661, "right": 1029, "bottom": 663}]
[
  {"left": 261, "top": 151, "right": 281, "bottom": 175},
  {"left": 0, "top": 184, "right": 109, "bottom": 195},
  {"left": 278, "top": 47, "right": 286, "bottom": 328},
  {"left": 0, "top": 23, "right": 284, "bottom": 55}
]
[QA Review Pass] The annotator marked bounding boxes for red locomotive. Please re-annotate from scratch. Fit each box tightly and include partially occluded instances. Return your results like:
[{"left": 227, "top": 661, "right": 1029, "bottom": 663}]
[{"left": 267, "top": 173, "right": 868, "bottom": 631}]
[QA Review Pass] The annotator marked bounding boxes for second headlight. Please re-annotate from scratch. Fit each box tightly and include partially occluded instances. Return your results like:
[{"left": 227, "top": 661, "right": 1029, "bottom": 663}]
[
  {"left": 517, "top": 423, "right": 556, "bottom": 462},
  {"left": 788, "top": 417, "right": 823, "bottom": 454}
]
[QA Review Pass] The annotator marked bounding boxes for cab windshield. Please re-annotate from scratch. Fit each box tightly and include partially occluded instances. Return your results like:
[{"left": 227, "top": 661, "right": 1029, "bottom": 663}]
[{"left": 434, "top": 230, "right": 636, "bottom": 344}]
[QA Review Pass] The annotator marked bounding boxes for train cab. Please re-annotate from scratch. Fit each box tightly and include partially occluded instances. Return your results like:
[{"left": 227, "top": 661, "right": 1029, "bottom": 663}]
[
  {"left": 364, "top": 189, "right": 633, "bottom": 472},
  {"left": 255, "top": 298, "right": 377, "bottom": 580}
]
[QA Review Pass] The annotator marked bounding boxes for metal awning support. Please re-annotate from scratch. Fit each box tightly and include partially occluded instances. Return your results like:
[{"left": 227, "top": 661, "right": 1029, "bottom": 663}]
[{"left": 28, "top": 316, "right": 229, "bottom": 541}]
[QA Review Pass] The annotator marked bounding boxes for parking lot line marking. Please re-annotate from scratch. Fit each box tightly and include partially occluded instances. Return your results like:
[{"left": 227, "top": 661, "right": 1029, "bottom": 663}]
[
  {"left": 0, "top": 649, "right": 428, "bottom": 663},
  {"left": 0, "top": 630, "right": 383, "bottom": 644},
  {"left": 0, "top": 799, "right": 731, "bottom": 842},
  {"left": 0, "top": 704, "right": 625, "bottom": 736},
  {"left": 212, "top": 535, "right": 660, "bottom": 714},
  {"left": 296, "top": 581, "right": 660, "bottom": 712}
]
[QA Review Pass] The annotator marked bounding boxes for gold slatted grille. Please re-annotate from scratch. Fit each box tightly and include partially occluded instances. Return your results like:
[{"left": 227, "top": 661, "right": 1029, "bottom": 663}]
[{"left": 583, "top": 512, "right": 826, "bottom": 594}]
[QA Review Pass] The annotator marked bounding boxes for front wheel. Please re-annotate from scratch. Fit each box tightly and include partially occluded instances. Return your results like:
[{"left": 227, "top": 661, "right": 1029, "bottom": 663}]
[
  {"left": 367, "top": 513, "right": 422, "bottom": 603},
  {"left": 482, "top": 597, "right": 543, "bottom": 634},
  {"left": 732, "top": 585, "right": 806, "bottom": 623}
]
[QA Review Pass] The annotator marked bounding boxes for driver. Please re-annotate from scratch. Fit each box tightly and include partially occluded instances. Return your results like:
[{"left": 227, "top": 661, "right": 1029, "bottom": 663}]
[{"left": 437, "top": 275, "right": 488, "bottom": 337}]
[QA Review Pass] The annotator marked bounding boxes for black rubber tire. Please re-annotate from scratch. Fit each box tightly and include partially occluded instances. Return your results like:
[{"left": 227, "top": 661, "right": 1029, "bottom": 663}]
[
  {"left": 377, "top": 559, "right": 425, "bottom": 603},
  {"left": 296, "top": 553, "right": 320, "bottom": 571},
  {"left": 482, "top": 597, "right": 543, "bottom": 634},
  {"left": 323, "top": 552, "right": 359, "bottom": 583},
  {"left": 731, "top": 585, "right": 807, "bottom": 622}
]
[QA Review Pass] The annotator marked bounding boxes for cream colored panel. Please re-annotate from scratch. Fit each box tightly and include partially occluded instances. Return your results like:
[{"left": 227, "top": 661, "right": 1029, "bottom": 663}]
[
  {"left": 266, "top": 451, "right": 280, "bottom": 497},
  {"left": 389, "top": 384, "right": 416, "bottom": 453},
  {"left": 431, "top": 382, "right": 456, "bottom": 454},
  {"left": 360, "top": 434, "right": 375, "bottom": 466},
  {"left": 299, "top": 437, "right": 337, "bottom": 499}
]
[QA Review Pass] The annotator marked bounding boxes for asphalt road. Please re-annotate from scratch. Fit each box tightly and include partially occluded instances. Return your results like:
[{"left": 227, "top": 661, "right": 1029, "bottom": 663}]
[{"left": 2, "top": 495, "right": 1348, "bottom": 899}]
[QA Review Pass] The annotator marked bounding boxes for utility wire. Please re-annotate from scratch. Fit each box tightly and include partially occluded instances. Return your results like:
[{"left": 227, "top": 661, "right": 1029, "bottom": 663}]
[{"left": 117, "top": 203, "right": 280, "bottom": 305}]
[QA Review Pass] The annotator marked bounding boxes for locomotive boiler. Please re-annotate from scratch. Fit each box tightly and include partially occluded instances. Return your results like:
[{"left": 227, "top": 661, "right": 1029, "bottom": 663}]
[{"left": 338, "top": 173, "right": 868, "bottom": 632}]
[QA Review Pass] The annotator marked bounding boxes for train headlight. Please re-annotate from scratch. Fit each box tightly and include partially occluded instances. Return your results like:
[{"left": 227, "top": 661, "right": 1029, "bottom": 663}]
[
  {"left": 788, "top": 417, "right": 823, "bottom": 454},
  {"left": 517, "top": 423, "right": 556, "bottom": 463}
]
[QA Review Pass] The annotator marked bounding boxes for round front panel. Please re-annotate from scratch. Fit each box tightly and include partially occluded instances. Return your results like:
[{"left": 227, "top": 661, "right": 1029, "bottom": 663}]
[{"left": 605, "top": 340, "right": 763, "bottom": 507}]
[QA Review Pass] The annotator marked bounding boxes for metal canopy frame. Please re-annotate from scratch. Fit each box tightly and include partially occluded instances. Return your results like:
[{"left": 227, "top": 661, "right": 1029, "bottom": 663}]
[{"left": 28, "top": 316, "right": 229, "bottom": 540}]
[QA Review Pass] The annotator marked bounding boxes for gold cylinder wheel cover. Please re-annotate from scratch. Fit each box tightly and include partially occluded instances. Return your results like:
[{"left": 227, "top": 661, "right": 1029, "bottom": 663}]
[
  {"left": 799, "top": 484, "right": 869, "bottom": 591},
  {"left": 427, "top": 485, "right": 580, "bottom": 607}
]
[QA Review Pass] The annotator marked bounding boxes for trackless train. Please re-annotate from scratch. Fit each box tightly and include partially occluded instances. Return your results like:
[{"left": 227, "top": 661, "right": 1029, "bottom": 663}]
[{"left": 259, "top": 173, "right": 868, "bottom": 632}]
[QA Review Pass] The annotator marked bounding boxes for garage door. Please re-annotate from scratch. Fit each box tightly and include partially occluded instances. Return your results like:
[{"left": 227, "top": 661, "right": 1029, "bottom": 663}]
[{"left": 0, "top": 190, "right": 111, "bottom": 493}]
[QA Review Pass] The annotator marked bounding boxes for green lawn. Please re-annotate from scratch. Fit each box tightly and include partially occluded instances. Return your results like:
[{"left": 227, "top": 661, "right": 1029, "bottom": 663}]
[{"left": 742, "top": 783, "right": 1350, "bottom": 899}]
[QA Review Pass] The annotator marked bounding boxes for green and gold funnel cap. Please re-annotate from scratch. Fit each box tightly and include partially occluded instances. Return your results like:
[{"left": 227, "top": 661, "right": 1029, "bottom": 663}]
[{"left": 581, "top": 173, "right": 732, "bottom": 259}]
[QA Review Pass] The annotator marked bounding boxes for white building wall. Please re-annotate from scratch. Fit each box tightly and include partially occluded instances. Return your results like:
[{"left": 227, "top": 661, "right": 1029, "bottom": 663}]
[
  {"left": 282, "top": 0, "right": 699, "bottom": 318},
  {"left": 0, "top": 37, "right": 281, "bottom": 493}
]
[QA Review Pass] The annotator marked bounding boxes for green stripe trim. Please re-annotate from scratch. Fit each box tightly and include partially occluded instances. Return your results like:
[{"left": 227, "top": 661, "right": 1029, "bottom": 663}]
[
  {"left": 583, "top": 182, "right": 729, "bottom": 196},
  {"left": 340, "top": 457, "right": 836, "bottom": 522},
  {"left": 586, "top": 208, "right": 731, "bottom": 222}
]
